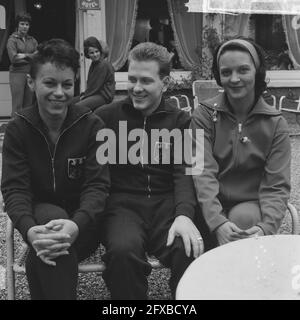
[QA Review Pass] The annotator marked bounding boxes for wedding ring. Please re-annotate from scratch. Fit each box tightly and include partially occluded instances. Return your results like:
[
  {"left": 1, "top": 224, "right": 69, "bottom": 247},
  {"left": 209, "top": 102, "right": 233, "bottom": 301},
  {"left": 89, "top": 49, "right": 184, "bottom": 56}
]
[{"left": 196, "top": 237, "right": 203, "bottom": 241}]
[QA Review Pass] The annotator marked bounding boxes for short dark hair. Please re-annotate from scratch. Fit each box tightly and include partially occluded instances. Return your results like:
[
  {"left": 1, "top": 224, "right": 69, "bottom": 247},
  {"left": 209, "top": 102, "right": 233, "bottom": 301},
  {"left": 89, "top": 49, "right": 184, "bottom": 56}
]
[
  {"left": 212, "top": 37, "right": 267, "bottom": 98},
  {"left": 83, "top": 36, "right": 103, "bottom": 59},
  {"left": 128, "top": 42, "right": 172, "bottom": 78},
  {"left": 15, "top": 12, "right": 32, "bottom": 28},
  {"left": 30, "top": 39, "right": 80, "bottom": 79}
]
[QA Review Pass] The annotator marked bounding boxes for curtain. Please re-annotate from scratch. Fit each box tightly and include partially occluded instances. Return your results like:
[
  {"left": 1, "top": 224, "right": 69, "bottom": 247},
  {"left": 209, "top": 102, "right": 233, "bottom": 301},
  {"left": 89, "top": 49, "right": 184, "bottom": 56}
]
[
  {"left": 14, "top": 0, "right": 26, "bottom": 16},
  {"left": 105, "top": 0, "right": 138, "bottom": 70},
  {"left": 282, "top": 15, "right": 300, "bottom": 70},
  {"left": 224, "top": 14, "right": 250, "bottom": 39},
  {"left": 167, "top": 0, "right": 203, "bottom": 70},
  {"left": 0, "top": 5, "right": 5, "bottom": 29},
  {"left": 0, "top": 0, "right": 13, "bottom": 63}
]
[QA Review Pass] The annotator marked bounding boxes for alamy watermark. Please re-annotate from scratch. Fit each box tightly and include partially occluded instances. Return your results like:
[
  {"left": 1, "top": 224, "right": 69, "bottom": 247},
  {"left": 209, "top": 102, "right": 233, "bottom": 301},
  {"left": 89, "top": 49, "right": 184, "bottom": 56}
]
[{"left": 96, "top": 121, "right": 204, "bottom": 175}]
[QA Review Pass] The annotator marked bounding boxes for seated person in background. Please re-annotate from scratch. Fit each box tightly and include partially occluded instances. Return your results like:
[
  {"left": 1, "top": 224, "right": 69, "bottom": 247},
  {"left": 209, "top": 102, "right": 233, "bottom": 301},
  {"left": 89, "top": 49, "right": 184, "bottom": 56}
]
[
  {"left": 95, "top": 42, "right": 205, "bottom": 300},
  {"left": 191, "top": 38, "right": 291, "bottom": 246},
  {"left": 277, "top": 43, "right": 294, "bottom": 70},
  {"left": 74, "top": 36, "right": 115, "bottom": 111},
  {"left": 1, "top": 39, "right": 110, "bottom": 300}
]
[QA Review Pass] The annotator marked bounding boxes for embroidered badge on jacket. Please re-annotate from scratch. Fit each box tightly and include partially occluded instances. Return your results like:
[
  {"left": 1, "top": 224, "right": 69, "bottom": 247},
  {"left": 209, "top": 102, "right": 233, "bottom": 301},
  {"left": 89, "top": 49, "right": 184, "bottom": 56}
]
[{"left": 68, "top": 157, "right": 86, "bottom": 179}]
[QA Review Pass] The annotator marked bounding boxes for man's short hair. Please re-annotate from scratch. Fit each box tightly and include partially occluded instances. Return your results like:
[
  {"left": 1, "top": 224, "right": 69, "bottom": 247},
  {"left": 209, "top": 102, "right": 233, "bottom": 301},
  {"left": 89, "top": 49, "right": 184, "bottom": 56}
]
[{"left": 128, "top": 42, "right": 172, "bottom": 79}]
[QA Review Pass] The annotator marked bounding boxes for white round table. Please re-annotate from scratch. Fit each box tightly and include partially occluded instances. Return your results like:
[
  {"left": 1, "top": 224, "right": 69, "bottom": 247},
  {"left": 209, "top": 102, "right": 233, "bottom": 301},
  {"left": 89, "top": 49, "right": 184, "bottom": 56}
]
[{"left": 176, "top": 235, "right": 300, "bottom": 300}]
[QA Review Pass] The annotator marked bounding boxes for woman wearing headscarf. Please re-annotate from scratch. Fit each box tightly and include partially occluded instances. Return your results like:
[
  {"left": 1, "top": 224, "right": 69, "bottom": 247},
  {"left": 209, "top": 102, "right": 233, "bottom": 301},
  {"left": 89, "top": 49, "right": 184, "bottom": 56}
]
[{"left": 191, "top": 38, "right": 291, "bottom": 246}]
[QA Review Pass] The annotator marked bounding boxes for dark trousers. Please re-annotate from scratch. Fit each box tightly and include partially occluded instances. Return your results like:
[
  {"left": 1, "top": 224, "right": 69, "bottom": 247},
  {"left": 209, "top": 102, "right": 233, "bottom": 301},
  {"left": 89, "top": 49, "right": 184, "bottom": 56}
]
[
  {"left": 25, "top": 203, "right": 102, "bottom": 300},
  {"left": 73, "top": 94, "right": 107, "bottom": 111},
  {"left": 102, "top": 193, "right": 195, "bottom": 300},
  {"left": 9, "top": 72, "right": 33, "bottom": 117},
  {"left": 225, "top": 201, "right": 262, "bottom": 229}
]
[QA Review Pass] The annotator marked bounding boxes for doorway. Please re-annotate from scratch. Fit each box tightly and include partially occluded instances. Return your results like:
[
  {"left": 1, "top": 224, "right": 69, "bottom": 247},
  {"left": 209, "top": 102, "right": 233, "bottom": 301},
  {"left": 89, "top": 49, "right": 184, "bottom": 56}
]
[
  {"left": 26, "top": 0, "right": 76, "bottom": 45},
  {"left": 119, "top": 0, "right": 182, "bottom": 71}
]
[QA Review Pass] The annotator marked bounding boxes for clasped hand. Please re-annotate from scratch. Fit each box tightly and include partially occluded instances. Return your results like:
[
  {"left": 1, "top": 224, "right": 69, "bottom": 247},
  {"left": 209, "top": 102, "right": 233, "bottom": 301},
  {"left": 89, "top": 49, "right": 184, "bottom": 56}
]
[
  {"left": 27, "top": 219, "right": 79, "bottom": 266},
  {"left": 215, "top": 221, "right": 264, "bottom": 246}
]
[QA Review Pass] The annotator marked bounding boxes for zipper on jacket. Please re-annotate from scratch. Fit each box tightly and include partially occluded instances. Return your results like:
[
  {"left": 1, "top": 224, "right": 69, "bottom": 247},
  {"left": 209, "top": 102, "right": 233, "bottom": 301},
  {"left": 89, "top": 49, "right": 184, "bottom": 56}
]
[
  {"left": 27, "top": 128, "right": 57, "bottom": 192},
  {"left": 147, "top": 175, "right": 151, "bottom": 198},
  {"left": 141, "top": 117, "right": 147, "bottom": 168},
  {"left": 233, "top": 122, "right": 243, "bottom": 167},
  {"left": 50, "top": 114, "right": 89, "bottom": 192},
  {"left": 51, "top": 158, "right": 56, "bottom": 191},
  {"left": 238, "top": 123, "right": 242, "bottom": 134},
  {"left": 141, "top": 116, "right": 152, "bottom": 197},
  {"left": 17, "top": 112, "right": 90, "bottom": 193}
]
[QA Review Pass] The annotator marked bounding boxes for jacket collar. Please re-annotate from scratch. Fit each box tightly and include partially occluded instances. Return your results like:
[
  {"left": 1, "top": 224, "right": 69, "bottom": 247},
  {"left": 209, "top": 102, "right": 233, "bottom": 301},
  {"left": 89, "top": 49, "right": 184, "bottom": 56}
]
[
  {"left": 201, "top": 92, "right": 281, "bottom": 117},
  {"left": 122, "top": 95, "right": 176, "bottom": 117},
  {"left": 11, "top": 31, "right": 34, "bottom": 40},
  {"left": 16, "top": 104, "right": 92, "bottom": 131}
]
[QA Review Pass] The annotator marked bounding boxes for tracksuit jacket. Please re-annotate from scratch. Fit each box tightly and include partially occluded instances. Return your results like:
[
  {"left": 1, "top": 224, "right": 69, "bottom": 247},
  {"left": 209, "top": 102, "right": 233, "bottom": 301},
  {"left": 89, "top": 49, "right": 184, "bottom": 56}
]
[
  {"left": 1, "top": 105, "right": 110, "bottom": 242},
  {"left": 82, "top": 59, "right": 115, "bottom": 105},
  {"left": 191, "top": 93, "right": 291, "bottom": 235},
  {"left": 95, "top": 96, "right": 197, "bottom": 220},
  {"left": 6, "top": 32, "right": 38, "bottom": 73}
]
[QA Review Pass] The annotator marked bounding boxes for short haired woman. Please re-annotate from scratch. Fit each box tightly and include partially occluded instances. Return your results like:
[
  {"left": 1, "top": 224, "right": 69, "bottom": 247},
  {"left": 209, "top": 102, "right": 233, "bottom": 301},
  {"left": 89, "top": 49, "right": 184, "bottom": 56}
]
[
  {"left": 191, "top": 38, "right": 291, "bottom": 246},
  {"left": 6, "top": 12, "right": 38, "bottom": 117},
  {"left": 1, "top": 39, "right": 110, "bottom": 299},
  {"left": 74, "top": 36, "right": 115, "bottom": 111}
]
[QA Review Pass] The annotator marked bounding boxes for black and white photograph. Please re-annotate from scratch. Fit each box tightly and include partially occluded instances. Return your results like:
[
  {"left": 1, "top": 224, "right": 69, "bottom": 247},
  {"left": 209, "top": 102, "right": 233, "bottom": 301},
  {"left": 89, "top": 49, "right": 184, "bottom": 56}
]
[{"left": 0, "top": 0, "right": 300, "bottom": 306}]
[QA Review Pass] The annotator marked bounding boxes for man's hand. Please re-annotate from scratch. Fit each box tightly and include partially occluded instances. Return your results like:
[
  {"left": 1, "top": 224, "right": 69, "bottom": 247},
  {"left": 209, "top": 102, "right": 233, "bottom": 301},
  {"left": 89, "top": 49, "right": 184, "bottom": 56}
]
[
  {"left": 166, "top": 215, "right": 204, "bottom": 258},
  {"left": 215, "top": 221, "right": 247, "bottom": 246}
]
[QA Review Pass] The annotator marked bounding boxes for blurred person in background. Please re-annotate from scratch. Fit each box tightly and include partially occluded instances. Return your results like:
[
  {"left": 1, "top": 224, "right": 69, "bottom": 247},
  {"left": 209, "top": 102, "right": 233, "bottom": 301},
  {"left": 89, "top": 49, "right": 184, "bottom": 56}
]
[
  {"left": 74, "top": 36, "right": 115, "bottom": 111},
  {"left": 7, "top": 12, "right": 38, "bottom": 117}
]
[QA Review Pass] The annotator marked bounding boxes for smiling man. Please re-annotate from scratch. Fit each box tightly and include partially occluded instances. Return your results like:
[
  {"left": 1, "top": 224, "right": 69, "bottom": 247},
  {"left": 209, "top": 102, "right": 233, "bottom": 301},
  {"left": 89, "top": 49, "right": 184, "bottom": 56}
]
[{"left": 95, "top": 42, "right": 205, "bottom": 300}]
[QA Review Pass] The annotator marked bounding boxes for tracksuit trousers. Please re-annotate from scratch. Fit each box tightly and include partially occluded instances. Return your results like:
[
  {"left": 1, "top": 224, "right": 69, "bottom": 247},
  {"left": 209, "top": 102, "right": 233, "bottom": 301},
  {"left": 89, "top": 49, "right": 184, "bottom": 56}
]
[
  {"left": 25, "top": 203, "right": 102, "bottom": 300},
  {"left": 9, "top": 72, "right": 33, "bottom": 117},
  {"left": 101, "top": 193, "right": 195, "bottom": 300}
]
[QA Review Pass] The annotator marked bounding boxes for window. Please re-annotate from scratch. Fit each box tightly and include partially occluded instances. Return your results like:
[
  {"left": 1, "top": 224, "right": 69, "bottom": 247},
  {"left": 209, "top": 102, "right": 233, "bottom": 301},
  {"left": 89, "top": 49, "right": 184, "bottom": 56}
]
[
  {"left": 118, "top": 0, "right": 183, "bottom": 72},
  {"left": 254, "top": 14, "right": 293, "bottom": 70}
]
